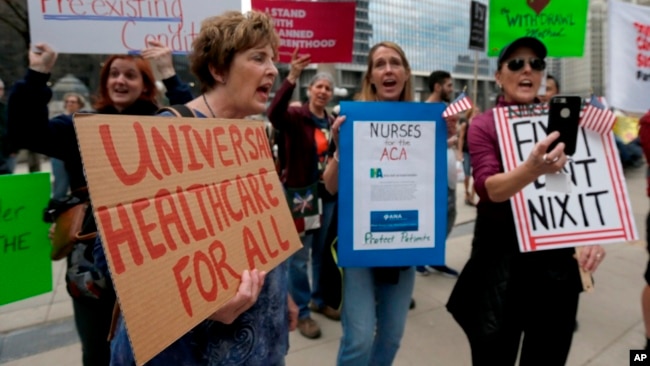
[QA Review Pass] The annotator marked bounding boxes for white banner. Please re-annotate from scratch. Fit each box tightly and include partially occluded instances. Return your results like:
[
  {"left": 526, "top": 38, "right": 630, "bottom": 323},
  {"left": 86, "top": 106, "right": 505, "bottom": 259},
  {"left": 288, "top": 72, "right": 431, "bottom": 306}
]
[
  {"left": 28, "top": 0, "right": 242, "bottom": 54},
  {"left": 607, "top": 0, "right": 650, "bottom": 113}
]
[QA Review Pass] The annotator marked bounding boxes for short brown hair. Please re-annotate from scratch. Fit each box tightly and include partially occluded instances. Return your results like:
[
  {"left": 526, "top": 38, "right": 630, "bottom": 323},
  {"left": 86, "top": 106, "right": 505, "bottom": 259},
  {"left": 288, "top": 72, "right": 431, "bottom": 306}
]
[
  {"left": 357, "top": 42, "right": 413, "bottom": 102},
  {"left": 190, "top": 10, "right": 280, "bottom": 93}
]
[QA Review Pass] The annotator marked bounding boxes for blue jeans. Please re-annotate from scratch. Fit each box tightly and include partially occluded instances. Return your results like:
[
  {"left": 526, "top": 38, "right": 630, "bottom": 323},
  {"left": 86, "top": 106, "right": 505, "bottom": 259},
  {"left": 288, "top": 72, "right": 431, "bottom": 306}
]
[
  {"left": 289, "top": 199, "right": 335, "bottom": 319},
  {"left": 51, "top": 158, "right": 70, "bottom": 199},
  {"left": 337, "top": 267, "right": 415, "bottom": 366}
]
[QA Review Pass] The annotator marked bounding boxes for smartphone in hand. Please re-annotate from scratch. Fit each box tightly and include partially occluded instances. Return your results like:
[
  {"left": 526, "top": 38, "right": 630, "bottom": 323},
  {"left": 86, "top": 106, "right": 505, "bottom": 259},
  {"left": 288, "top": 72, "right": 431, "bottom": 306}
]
[{"left": 546, "top": 95, "right": 581, "bottom": 156}]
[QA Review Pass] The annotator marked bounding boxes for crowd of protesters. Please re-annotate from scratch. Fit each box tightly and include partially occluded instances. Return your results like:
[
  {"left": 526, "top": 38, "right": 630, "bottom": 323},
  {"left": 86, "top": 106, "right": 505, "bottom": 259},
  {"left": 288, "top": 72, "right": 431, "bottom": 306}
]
[{"left": 3, "top": 8, "right": 649, "bottom": 366}]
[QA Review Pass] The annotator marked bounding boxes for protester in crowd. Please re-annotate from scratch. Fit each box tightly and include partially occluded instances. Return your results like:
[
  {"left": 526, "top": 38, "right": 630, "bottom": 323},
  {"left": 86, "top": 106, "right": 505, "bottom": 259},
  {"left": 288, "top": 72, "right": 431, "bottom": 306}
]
[
  {"left": 446, "top": 36, "right": 606, "bottom": 366},
  {"left": 7, "top": 40, "right": 192, "bottom": 366},
  {"left": 267, "top": 49, "right": 339, "bottom": 339},
  {"left": 0, "top": 78, "right": 16, "bottom": 174},
  {"left": 323, "top": 41, "right": 415, "bottom": 366},
  {"left": 539, "top": 73, "right": 559, "bottom": 103},
  {"left": 50, "top": 92, "right": 85, "bottom": 199},
  {"left": 108, "top": 10, "right": 298, "bottom": 365},
  {"left": 638, "top": 109, "right": 650, "bottom": 351},
  {"left": 458, "top": 106, "right": 480, "bottom": 206},
  {"left": 416, "top": 70, "right": 460, "bottom": 278}
]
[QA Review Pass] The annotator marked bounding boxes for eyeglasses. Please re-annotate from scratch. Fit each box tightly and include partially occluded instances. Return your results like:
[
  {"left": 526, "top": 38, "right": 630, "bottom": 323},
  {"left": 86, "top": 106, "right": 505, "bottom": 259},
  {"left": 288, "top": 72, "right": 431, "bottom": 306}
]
[
  {"left": 505, "top": 58, "right": 546, "bottom": 72},
  {"left": 65, "top": 100, "right": 79, "bottom": 104}
]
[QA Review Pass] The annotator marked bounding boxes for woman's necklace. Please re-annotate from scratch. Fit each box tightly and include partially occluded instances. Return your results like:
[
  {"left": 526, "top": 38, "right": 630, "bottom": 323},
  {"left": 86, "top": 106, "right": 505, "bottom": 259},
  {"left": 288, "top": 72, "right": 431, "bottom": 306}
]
[{"left": 202, "top": 94, "right": 216, "bottom": 118}]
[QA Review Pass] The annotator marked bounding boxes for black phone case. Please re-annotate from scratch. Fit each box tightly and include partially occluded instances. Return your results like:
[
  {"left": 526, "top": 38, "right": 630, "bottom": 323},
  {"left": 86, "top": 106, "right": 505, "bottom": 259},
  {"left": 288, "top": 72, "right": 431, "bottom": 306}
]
[{"left": 546, "top": 95, "right": 582, "bottom": 156}]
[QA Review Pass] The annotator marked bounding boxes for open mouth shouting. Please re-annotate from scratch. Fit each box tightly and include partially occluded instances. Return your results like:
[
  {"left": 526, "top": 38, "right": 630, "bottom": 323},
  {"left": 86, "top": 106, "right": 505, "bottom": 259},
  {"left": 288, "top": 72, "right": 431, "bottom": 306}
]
[{"left": 256, "top": 83, "right": 272, "bottom": 101}]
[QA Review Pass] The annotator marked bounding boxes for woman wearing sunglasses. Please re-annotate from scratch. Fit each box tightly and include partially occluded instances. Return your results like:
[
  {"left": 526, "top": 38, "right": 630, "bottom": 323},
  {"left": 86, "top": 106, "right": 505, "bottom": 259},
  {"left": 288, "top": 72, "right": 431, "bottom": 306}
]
[{"left": 447, "top": 37, "right": 606, "bottom": 365}]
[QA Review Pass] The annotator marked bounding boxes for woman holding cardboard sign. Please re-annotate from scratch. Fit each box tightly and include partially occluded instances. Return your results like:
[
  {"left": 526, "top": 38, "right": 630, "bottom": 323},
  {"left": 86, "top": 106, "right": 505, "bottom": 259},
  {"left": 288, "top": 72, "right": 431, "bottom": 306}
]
[
  {"left": 107, "top": 10, "right": 300, "bottom": 366},
  {"left": 446, "top": 36, "right": 606, "bottom": 365},
  {"left": 7, "top": 40, "right": 193, "bottom": 365},
  {"left": 323, "top": 41, "right": 416, "bottom": 366}
]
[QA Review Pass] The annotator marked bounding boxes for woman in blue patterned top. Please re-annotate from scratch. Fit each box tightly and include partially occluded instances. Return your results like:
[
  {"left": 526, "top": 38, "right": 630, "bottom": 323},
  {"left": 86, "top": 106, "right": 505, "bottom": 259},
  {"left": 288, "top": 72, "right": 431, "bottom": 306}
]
[{"left": 107, "top": 10, "right": 298, "bottom": 365}]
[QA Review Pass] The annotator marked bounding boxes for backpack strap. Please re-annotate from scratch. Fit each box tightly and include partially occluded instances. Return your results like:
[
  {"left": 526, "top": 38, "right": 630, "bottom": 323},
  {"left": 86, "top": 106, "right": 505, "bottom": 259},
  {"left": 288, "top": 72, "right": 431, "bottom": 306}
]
[{"left": 157, "top": 104, "right": 197, "bottom": 118}]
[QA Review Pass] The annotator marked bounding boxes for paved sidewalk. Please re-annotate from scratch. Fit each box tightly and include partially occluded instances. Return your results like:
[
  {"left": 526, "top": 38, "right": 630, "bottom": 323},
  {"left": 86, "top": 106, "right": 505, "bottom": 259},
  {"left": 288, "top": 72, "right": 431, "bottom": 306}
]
[{"left": 1, "top": 163, "right": 648, "bottom": 365}]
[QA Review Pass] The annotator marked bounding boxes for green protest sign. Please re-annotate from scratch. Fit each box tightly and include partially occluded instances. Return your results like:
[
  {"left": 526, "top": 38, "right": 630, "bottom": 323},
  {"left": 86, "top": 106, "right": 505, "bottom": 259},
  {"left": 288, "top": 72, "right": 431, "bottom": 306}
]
[
  {"left": 0, "top": 173, "right": 52, "bottom": 305},
  {"left": 488, "top": 0, "right": 589, "bottom": 57}
]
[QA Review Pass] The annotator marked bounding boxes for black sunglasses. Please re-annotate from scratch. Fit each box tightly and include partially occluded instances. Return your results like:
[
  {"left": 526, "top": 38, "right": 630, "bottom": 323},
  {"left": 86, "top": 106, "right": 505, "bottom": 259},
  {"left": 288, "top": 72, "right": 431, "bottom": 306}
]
[{"left": 505, "top": 58, "right": 546, "bottom": 72}]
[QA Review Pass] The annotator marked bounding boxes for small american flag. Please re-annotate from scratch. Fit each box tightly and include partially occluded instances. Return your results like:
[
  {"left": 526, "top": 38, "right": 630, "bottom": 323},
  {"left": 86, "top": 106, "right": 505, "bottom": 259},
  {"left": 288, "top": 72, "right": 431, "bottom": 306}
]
[
  {"left": 580, "top": 94, "right": 616, "bottom": 135},
  {"left": 442, "top": 91, "right": 473, "bottom": 118}
]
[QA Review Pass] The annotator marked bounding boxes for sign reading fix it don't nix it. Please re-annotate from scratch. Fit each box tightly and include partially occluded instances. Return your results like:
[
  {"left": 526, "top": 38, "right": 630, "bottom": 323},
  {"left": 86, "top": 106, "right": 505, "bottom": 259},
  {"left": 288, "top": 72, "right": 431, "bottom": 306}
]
[
  {"left": 28, "top": 0, "right": 242, "bottom": 54},
  {"left": 73, "top": 114, "right": 301, "bottom": 365}
]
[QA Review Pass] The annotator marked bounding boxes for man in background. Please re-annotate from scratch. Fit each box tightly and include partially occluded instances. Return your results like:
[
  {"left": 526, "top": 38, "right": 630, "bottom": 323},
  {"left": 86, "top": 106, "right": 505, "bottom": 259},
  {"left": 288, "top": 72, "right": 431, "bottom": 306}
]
[{"left": 418, "top": 70, "right": 460, "bottom": 278}]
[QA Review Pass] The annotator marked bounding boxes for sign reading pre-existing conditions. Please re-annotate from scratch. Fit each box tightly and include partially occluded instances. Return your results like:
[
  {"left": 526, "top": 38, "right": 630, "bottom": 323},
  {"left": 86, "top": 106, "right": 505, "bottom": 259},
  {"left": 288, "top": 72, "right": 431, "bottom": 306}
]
[
  {"left": 337, "top": 102, "right": 448, "bottom": 267},
  {"left": 28, "top": 0, "right": 241, "bottom": 54},
  {"left": 74, "top": 114, "right": 302, "bottom": 365},
  {"left": 252, "top": 0, "right": 355, "bottom": 63},
  {"left": 494, "top": 104, "right": 638, "bottom": 252}
]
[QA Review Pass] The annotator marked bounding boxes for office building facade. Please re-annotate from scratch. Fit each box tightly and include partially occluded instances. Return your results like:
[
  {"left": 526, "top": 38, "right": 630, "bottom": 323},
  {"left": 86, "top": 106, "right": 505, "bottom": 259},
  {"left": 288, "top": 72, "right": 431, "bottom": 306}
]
[{"left": 286, "top": 0, "right": 497, "bottom": 111}]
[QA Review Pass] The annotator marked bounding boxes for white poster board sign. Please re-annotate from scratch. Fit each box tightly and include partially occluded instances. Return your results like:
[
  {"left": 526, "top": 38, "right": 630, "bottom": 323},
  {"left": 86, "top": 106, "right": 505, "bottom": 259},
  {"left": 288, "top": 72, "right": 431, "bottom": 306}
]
[
  {"left": 28, "top": 0, "right": 242, "bottom": 54},
  {"left": 494, "top": 104, "right": 638, "bottom": 252},
  {"left": 607, "top": 0, "right": 650, "bottom": 113}
]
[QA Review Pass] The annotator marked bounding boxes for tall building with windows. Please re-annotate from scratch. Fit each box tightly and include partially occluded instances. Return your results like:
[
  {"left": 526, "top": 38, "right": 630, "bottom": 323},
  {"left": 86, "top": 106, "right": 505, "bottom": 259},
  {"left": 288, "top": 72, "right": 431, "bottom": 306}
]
[{"left": 287, "top": 0, "right": 497, "bottom": 111}]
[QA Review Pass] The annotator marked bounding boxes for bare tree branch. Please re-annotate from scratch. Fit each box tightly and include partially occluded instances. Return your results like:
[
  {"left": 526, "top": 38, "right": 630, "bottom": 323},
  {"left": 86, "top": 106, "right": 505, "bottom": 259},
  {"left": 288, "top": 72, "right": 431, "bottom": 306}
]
[{"left": 0, "top": 0, "right": 29, "bottom": 43}]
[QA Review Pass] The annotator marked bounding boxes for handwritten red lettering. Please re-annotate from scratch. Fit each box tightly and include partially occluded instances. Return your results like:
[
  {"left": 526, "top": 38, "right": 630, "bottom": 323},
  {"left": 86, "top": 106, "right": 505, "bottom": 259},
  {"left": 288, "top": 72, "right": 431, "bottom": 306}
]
[
  {"left": 132, "top": 198, "right": 166, "bottom": 260},
  {"left": 246, "top": 173, "right": 271, "bottom": 212},
  {"left": 243, "top": 225, "right": 268, "bottom": 268},
  {"left": 271, "top": 215, "right": 291, "bottom": 251},
  {"left": 259, "top": 168, "right": 281, "bottom": 207},
  {"left": 177, "top": 187, "right": 208, "bottom": 241},
  {"left": 188, "top": 184, "right": 216, "bottom": 237},
  {"left": 190, "top": 128, "right": 215, "bottom": 169},
  {"left": 213, "top": 126, "right": 233, "bottom": 167},
  {"left": 97, "top": 204, "right": 143, "bottom": 275},
  {"left": 154, "top": 188, "right": 190, "bottom": 250},
  {"left": 236, "top": 176, "right": 259, "bottom": 217},
  {"left": 194, "top": 250, "right": 218, "bottom": 302},
  {"left": 229, "top": 125, "right": 248, "bottom": 166},
  {"left": 219, "top": 180, "right": 244, "bottom": 222},
  {"left": 101, "top": 122, "right": 162, "bottom": 186},
  {"left": 244, "top": 127, "right": 259, "bottom": 161},
  {"left": 380, "top": 147, "right": 408, "bottom": 161},
  {"left": 257, "top": 220, "right": 279, "bottom": 259},
  {"left": 207, "top": 240, "right": 240, "bottom": 289},
  {"left": 173, "top": 256, "right": 193, "bottom": 316},
  {"left": 179, "top": 125, "right": 203, "bottom": 171},
  {"left": 152, "top": 124, "right": 183, "bottom": 175},
  {"left": 255, "top": 126, "right": 273, "bottom": 160}
]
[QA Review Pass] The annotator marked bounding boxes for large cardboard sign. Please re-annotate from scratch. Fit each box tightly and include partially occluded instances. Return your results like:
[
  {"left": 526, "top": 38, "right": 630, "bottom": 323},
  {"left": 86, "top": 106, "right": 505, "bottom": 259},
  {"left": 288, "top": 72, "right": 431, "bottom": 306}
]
[
  {"left": 0, "top": 173, "right": 52, "bottom": 305},
  {"left": 337, "top": 102, "right": 448, "bottom": 267},
  {"left": 28, "top": 0, "right": 241, "bottom": 54},
  {"left": 252, "top": 0, "right": 356, "bottom": 63},
  {"left": 607, "top": 0, "right": 650, "bottom": 113},
  {"left": 494, "top": 104, "right": 638, "bottom": 252},
  {"left": 73, "top": 114, "right": 301, "bottom": 365},
  {"left": 487, "top": 0, "right": 588, "bottom": 57}
]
